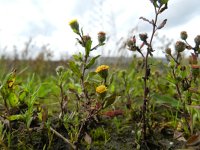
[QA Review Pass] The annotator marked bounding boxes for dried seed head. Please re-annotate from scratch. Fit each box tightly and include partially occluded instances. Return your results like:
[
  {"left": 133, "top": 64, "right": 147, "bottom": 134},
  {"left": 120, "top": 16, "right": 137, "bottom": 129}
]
[
  {"left": 82, "top": 35, "right": 91, "bottom": 46},
  {"left": 98, "top": 32, "right": 106, "bottom": 44},
  {"left": 127, "top": 39, "right": 137, "bottom": 51},
  {"left": 180, "top": 31, "right": 188, "bottom": 40},
  {"left": 194, "top": 35, "right": 200, "bottom": 46},
  {"left": 175, "top": 41, "right": 186, "bottom": 52},
  {"left": 139, "top": 33, "right": 148, "bottom": 42},
  {"left": 165, "top": 48, "right": 171, "bottom": 55}
]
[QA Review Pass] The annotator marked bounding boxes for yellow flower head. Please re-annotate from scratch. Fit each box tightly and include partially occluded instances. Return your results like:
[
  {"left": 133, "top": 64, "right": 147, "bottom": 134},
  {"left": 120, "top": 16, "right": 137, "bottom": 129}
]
[
  {"left": 96, "top": 85, "right": 107, "bottom": 94},
  {"left": 69, "top": 19, "right": 79, "bottom": 34},
  {"left": 95, "top": 65, "right": 109, "bottom": 73}
]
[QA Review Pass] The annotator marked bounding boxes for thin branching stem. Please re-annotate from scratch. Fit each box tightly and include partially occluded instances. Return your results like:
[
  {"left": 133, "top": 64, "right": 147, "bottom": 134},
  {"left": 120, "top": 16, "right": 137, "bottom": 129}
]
[
  {"left": 171, "top": 65, "right": 191, "bottom": 134},
  {"left": 142, "top": 5, "right": 159, "bottom": 141},
  {"left": 81, "top": 54, "right": 90, "bottom": 102}
]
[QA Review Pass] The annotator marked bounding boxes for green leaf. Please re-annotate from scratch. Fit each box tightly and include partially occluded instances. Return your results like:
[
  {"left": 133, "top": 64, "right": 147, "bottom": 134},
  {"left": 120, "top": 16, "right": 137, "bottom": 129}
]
[
  {"left": 152, "top": 93, "right": 180, "bottom": 108},
  {"left": 85, "top": 71, "right": 97, "bottom": 81},
  {"left": 103, "top": 93, "right": 117, "bottom": 108},
  {"left": 160, "top": 0, "right": 169, "bottom": 4},
  {"left": 7, "top": 114, "right": 24, "bottom": 121},
  {"left": 85, "top": 55, "right": 100, "bottom": 69},
  {"left": 165, "top": 75, "right": 176, "bottom": 86},
  {"left": 19, "top": 90, "right": 28, "bottom": 103},
  {"left": 153, "top": 0, "right": 159, "bottom": 7},
  {"left": 73, "top": 53, "right": 82, "bottom": 61},
  {"left": 85, "top": 39, "right": 92, "bottom": 57},
  {"left": 108, "top": 72, "right": 115, "bottom": 85},
  {"left": 69, "top": 61, "right": 81, "bottom": 78},
  {"left": 8, "top": 92, "right": 19, "bottom": 107},
  {"left": 26, "top": 116, "right": 33, "bottom": 128}
]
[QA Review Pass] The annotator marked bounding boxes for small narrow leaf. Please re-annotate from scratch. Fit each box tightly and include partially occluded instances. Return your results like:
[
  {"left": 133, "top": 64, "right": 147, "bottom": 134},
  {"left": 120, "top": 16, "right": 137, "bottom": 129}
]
[
  {"left": 157, "top": 19, "right": 167, "bottom": 29},
  {"left": 108, "top": 73, "right": 114, "bottom": 85},
  {"left": 103, "top": 94, "right": 117, "bottom": 108},
  {"left": 160, "top": 0, "right": 169, "bottom": 5},
  {"left": 19, "top": 90, "right": 28, "bottom": 103},
  {"left": 85, "top": 72, "right": 97, "bottom": 82},
  {"left": 69, "top": 61, "right": 81, "bottom": 78},
  {"left": 85, "top": 40, "right": 92, "bottom": 57},
  {"left": 73, "top": 54, "right": 82, "bottom": 61},
  {"left": 153, "top": 1, "right": 159, "bottom": 7},
  {"left": 8, "top": 92, "right": 19, "bottom": 107},
  {"left": 139, "top": 17, "right": 153, "bottom": 25},
  {"left": 76, "top": 38, "right": 82, "bottom": 45},
  {"left": 7, "top": 114, "right": 24, "bottom": 121},
  {"left": 152, "top": 94, "right": 180, "bottom": 107},
  {"left": 159, "top": 4, "right": 168, "bottom": 14},
  {"left": 85, "top": 55, "right": 100, "bottom": 69}
]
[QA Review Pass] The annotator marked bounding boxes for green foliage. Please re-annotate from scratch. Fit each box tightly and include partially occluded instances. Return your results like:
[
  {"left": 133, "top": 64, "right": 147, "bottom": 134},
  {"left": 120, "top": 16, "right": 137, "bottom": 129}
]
[
  {"left": 103, "top": 93, "right": 117, "bottom": 109},
  {"left": 69, "top": 61, "right": 81, "bottom": 78},
  {"left": 86, "top": 55, "right": 100, "bottom": 69},
  {"left": 152, "top": 93, "right": 180, "bottom": 108}
]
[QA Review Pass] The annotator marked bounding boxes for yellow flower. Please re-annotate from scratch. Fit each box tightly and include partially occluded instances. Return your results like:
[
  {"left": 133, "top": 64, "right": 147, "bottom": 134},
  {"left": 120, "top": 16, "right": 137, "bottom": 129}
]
[
  {"left": 96, "top": 85, "right": 107, "bottom": 94},
  {"left": 69, "top": 19, "right": 79, "bottom": 34},
  {"left": 95, "top": 65, "right": 109, "bottom": 73}
]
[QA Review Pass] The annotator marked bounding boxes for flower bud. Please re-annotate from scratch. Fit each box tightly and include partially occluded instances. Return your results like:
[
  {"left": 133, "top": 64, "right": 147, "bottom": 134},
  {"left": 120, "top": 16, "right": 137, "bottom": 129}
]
[
  {"left": 127, "top": 39, "right": 137, "bottom": 51},
  {"left": 165, "top": 48, "right": 171, "bottom": 55},
  {"left": 127, "top": 39, "right": 134, "bottom": 47},
  {"left": 98, "top": 32, "right": 106, "bottom": 44},
  {"left": 69, "top": 19, "right": 79, "bottom": 34},
  {"left": 139, "top": 33, "right": 148, "bottom": 42},
  {"left": 180, "top": 31, "right": 187, "bottom": 40},
  {"left": 175, "top": 41, "right": 186, "bottom": 52},
  {"left": 194, "top": 35, "right": 200, "bottom": 46}
]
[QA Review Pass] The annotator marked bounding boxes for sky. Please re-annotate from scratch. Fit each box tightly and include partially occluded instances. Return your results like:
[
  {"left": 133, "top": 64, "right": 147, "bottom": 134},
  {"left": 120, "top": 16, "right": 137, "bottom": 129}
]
[{"left": 0, "top": 0, "right": 199, "bottom": 59}]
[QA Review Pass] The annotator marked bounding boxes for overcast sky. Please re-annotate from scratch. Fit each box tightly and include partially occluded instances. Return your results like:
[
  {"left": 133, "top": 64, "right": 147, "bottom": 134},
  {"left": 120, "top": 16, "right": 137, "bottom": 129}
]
[{"left": 0, "top": 0, "right": 199, "bottom": 59}]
